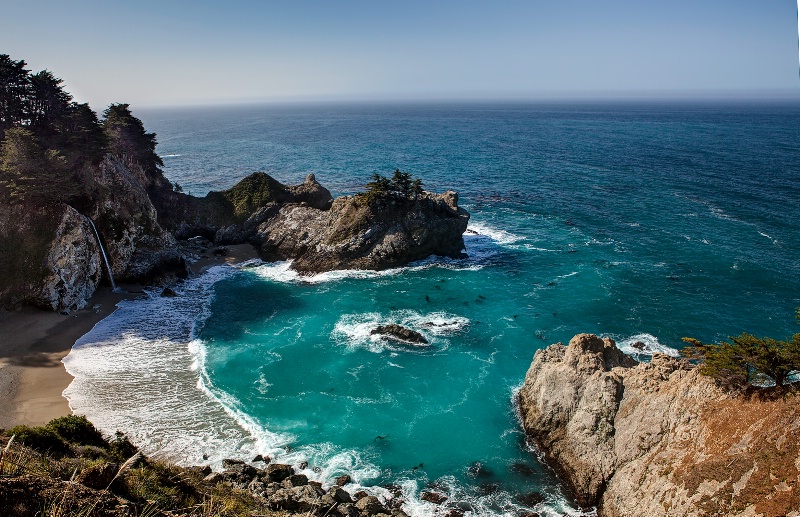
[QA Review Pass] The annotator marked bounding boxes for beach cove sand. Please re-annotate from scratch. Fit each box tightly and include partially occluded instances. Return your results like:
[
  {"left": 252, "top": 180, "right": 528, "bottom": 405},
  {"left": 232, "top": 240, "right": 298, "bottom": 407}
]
[{"left": 0, "top": 243, "right": 258, "bottom": 429}]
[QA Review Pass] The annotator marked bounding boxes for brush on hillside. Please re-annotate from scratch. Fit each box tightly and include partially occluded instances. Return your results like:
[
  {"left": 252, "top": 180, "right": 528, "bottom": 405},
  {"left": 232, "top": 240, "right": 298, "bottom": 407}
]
[
  {"left": 0, "top": 435, "right": 14, "bottom": 474},
  {"left": 106, "top": 451, "right": 142, "bottom": 490}
]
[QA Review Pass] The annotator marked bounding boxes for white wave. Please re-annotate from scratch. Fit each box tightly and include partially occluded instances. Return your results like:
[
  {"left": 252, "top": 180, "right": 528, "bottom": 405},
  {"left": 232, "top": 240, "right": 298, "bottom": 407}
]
[
  {"left": 331, "top": 310, "right": 469, "bottom": 353},
  {"left": 249, "top": 260, "right": 478, "bottom": 286},
  {"left": 466, "top": 221, "right": 524, "bottom": 245},
  {"left": 159, "top": 154, "right": 182, "bottom": 158},
  {"left": 758, "top": 230, "right": 779, "bottom": 245},
  {"left": 392, "top": 472, "right": 592, "bottom": 517},
  {"left": 612, "top": 333, "right": 680, "bottom": 360},
  {"left": 242, "top": 221, "right": 531, "bottom": 284},
  {"left": 63, "top": 265, "right": 284, "bottom": 468}
]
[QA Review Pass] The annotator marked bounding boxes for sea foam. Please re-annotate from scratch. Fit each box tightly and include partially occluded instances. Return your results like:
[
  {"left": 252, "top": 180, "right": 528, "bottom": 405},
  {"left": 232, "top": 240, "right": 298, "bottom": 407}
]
[
  {"left": 612, "top": 333, "right": 680, "bottom": 360},
  {"left": 332, "top": 310, "right": 470, "bottom": 354}
]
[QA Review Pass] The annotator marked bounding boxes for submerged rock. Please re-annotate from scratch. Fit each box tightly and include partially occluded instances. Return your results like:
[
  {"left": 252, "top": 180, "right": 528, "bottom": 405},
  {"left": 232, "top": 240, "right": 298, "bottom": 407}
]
[{"left": 370, "top": 324, "right": 429, "bottom": 345}]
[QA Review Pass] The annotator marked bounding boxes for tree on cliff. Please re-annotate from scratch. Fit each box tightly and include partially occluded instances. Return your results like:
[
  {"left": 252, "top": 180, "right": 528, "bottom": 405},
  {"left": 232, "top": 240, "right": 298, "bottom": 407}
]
[
  {"left": 682, "top": 310, "right": 800, "bottom": 387},
  {"left": 0, "top": 127, "right": 72, "bottom": 202},
  {"left": 0, "top": 54, "right": 32, "bottom": 137},
  {"left": 102, "top": 103, "right": 163, "bottom": 178},
  {"left": 364, "top": 169, "right": 423, "bottom": 201}
]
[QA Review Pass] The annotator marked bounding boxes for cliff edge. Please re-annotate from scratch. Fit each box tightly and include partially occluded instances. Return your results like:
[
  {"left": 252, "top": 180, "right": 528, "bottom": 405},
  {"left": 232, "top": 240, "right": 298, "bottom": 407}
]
[{"left": 517, "top": 333, "right": 800, "bottom": 517}]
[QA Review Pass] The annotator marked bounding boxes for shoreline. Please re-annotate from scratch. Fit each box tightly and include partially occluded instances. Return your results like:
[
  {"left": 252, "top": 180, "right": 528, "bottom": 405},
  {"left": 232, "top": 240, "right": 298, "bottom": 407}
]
[{"left": 0, "top": 243, "right": 259, "bottom": 429}]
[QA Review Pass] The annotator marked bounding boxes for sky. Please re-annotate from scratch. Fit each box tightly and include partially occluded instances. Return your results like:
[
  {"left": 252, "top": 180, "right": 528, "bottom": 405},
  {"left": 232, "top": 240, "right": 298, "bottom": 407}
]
[{"left": 1, "top": 0, "right": 798, "bottom": 108}]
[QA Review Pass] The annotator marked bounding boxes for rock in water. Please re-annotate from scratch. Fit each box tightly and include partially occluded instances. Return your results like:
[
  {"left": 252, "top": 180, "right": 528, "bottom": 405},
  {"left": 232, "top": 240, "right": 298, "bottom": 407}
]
[
  {"left": 516, "top": 333, "right": 800, "bottom": 516},
  {"left": 370, "top": 324, "right": 429, "bottom": 345},
  {"left": 255, "top": 189, "right": 469, "bottom": 274}
]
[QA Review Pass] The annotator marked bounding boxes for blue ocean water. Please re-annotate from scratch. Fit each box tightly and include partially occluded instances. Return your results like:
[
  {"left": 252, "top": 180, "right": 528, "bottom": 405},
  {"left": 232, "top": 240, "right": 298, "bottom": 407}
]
[{"left": 64, "top": 101, "right": 800, "bottom": 517}]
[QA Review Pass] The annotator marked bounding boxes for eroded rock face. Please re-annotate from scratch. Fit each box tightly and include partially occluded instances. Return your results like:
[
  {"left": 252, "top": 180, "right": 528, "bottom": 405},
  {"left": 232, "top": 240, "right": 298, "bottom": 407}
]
[
  {"left": 517, "top": 333, "right": 800, "bottom": 516},
  {"left": 89, "top": 156, "right": 182, "bottom": 284},
  {"left": 0, "top": 202, "right": 102, "bottom": 311},
  {"left": 255, "top": 191, "right": 469, "bottom": 274},
  {"left": 38, "top": 206, "right": 104, "bottom": 311}
]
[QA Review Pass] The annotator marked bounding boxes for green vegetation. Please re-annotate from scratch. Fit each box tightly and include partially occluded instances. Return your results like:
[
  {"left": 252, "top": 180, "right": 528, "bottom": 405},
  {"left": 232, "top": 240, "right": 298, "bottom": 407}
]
[
  {"left": 0, "top": 418, "right": 281, "bottom": 516},
  {"left": 363, "top": 168, "right": 423, "bottom": 202},
  {"left": 102, "top": 103, "right": 162, "bottom": 181},
  {"left": 0, "top": 53, "right": 163, "bottom": 205},
  {"left": 682, "top": 309, "right": 800, "bottom": 388}
]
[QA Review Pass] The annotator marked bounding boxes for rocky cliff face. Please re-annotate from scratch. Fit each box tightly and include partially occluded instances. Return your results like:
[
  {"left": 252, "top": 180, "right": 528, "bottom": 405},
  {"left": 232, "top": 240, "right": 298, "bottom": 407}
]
[
  {"left": 0, "top": 203, "right": 102, "bottom": 311},
  {"left": 87, "top": 156, "right": 183, "bottom": 284},
  {"left": 517, "top": 333, "right": 800, "bottom": 517},
  {"left": 254, "top": 189, "right": 469, "bottom": 274},
  {"left": 1, "top": 155, "right": 184, "bottom": 311}
]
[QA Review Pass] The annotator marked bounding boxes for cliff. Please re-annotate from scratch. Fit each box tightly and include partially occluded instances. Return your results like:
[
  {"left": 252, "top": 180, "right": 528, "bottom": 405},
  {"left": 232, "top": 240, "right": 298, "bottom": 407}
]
[
  {"left": 0, "top": 155, "right": 185, "bottom": 311},
  {"left": 517, "top": 333, "right": 800, "bottom": 517}
]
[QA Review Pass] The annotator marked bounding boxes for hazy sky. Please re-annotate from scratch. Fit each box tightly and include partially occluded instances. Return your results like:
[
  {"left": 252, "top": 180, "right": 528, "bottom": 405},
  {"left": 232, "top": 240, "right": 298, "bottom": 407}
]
[{"left": 2, "top": 0, "right": 798, "bottom": 108}]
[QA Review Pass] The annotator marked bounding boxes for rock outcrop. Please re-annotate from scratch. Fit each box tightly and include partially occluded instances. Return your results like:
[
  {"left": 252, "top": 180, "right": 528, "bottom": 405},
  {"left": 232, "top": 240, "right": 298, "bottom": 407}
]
[
  {"left": 517, "top": 333, "right": 800, "bottom": 516},
  {"left": 87, "top": 155, "right": 182, "bottom": 284},
  {"left": 371, "top": 324, "right": 429, "bottom": 345},
  {"left": 253, "top": 189, "right": 469, "bottom": 274}
]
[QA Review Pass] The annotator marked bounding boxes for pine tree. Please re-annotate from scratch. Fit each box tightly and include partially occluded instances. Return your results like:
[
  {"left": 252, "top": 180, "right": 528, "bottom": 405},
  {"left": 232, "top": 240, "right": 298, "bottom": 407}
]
[{"left": 682, "top": 310, "right": 800, "bottom": 387}]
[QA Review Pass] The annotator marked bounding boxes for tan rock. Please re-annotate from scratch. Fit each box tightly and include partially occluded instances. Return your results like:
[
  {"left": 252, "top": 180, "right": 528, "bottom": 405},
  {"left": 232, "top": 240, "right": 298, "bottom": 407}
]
[{"left": 517, "top": 333, "right": 800, "bottom": 516}]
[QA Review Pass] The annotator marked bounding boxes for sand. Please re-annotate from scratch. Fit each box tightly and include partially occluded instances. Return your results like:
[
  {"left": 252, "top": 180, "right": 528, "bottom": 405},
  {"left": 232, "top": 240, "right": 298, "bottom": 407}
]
[{"left": 0, "top": 243, "right": 259, "bottom": 429}]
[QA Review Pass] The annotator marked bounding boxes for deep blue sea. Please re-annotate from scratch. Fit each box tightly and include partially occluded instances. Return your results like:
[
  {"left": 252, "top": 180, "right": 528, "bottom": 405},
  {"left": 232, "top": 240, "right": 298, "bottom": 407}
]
[{"left": 63, "top": 101, "right": 800, "bottom": 516}]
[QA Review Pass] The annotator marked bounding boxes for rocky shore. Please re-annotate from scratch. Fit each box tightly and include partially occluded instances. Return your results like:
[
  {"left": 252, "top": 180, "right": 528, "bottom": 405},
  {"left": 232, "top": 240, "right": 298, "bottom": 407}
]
[
  {"left": 516, "top": 333, "right": 800, "bottom": 517},
  {"left": 0, "top": 418, "right": 415, "bottom": 517}
]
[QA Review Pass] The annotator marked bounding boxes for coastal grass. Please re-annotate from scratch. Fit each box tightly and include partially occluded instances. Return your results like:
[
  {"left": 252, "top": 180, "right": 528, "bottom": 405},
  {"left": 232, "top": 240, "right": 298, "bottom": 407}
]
[{"left": 0, "top": 419, "right": 290, "bottom": 517}]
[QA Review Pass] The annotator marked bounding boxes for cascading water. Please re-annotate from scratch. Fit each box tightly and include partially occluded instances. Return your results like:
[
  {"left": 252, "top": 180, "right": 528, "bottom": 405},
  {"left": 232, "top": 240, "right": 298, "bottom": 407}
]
[{"left": 87, "top": 217, "right": 117, "bottom": 291}]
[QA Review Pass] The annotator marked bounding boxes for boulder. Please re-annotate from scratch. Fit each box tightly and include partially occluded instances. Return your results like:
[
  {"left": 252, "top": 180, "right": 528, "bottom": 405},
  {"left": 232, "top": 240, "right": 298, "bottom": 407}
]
[
  {"left": 329, "top": 485, "right": 354, "bottom": 503},
  {"left": 264, "top": 463, "right": 294, "bottom": 482},
  {"left": 420, "top": 491, "right": 447, "bottom": 505},
  {"left": 281, "top": 474, "right": 308, "bottom": 488},
  {"left": 269, "top": 484, "right": 323, "bottom": 512},
  {"left": 355, "top": 495, "right": 387, "bottom": 515}
]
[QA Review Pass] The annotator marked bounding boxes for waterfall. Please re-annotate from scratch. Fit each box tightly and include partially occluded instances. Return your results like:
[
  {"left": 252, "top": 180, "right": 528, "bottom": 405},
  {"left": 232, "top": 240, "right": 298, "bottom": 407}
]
[{"left": 87, "top": 218, "right": 118, "bottom": 291}]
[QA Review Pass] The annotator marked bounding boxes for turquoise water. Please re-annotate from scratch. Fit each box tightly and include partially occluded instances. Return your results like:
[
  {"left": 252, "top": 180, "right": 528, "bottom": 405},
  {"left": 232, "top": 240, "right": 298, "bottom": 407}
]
[{"left": 65, "top": 102, "right": 800, "bottom": 516}]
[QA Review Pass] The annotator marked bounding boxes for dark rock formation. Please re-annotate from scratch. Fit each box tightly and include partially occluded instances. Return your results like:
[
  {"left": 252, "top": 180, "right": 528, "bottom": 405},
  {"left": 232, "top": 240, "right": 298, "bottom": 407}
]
[
  {"left": 255, "top": 189, "right": 469, "bottom": 274},
  {"left": 370, "top": 324, "right": 429, "bottom": 345},
  {"left": 420, "top": 491, "right": 448, "bottom": 504},
  {"left": 517, "top": 333, "right": 800, "bottom": 516}
]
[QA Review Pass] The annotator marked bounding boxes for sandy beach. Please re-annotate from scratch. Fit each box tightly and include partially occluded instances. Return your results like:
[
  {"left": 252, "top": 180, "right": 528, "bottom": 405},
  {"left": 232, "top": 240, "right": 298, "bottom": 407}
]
[{"left": 0, "top": 243, "right": 258, "bottom": 429}]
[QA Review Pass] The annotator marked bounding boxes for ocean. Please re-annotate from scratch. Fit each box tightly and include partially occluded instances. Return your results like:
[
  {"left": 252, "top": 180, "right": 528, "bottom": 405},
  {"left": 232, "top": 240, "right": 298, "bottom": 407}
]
[{"left": 63, "top": 101, "right": 800, "bottom": 516}]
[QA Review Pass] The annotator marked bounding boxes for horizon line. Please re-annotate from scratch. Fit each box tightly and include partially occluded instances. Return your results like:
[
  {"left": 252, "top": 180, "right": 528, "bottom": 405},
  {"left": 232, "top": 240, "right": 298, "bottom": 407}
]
[{"left": 131, "top": 89, "right": 800, "bottom": 110}]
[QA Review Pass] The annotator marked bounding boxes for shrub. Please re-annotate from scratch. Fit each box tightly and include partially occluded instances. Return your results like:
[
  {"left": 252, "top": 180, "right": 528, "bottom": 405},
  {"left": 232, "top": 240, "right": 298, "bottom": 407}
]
[
  {"left": 7, "top": 425, "right": 68, "bottom": 455},
  {"left": 45, "top": 415, "right": 106, "bottom": 447},
  {"left": 108, "top": 431, "right": 138, "bottom": 462}
]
